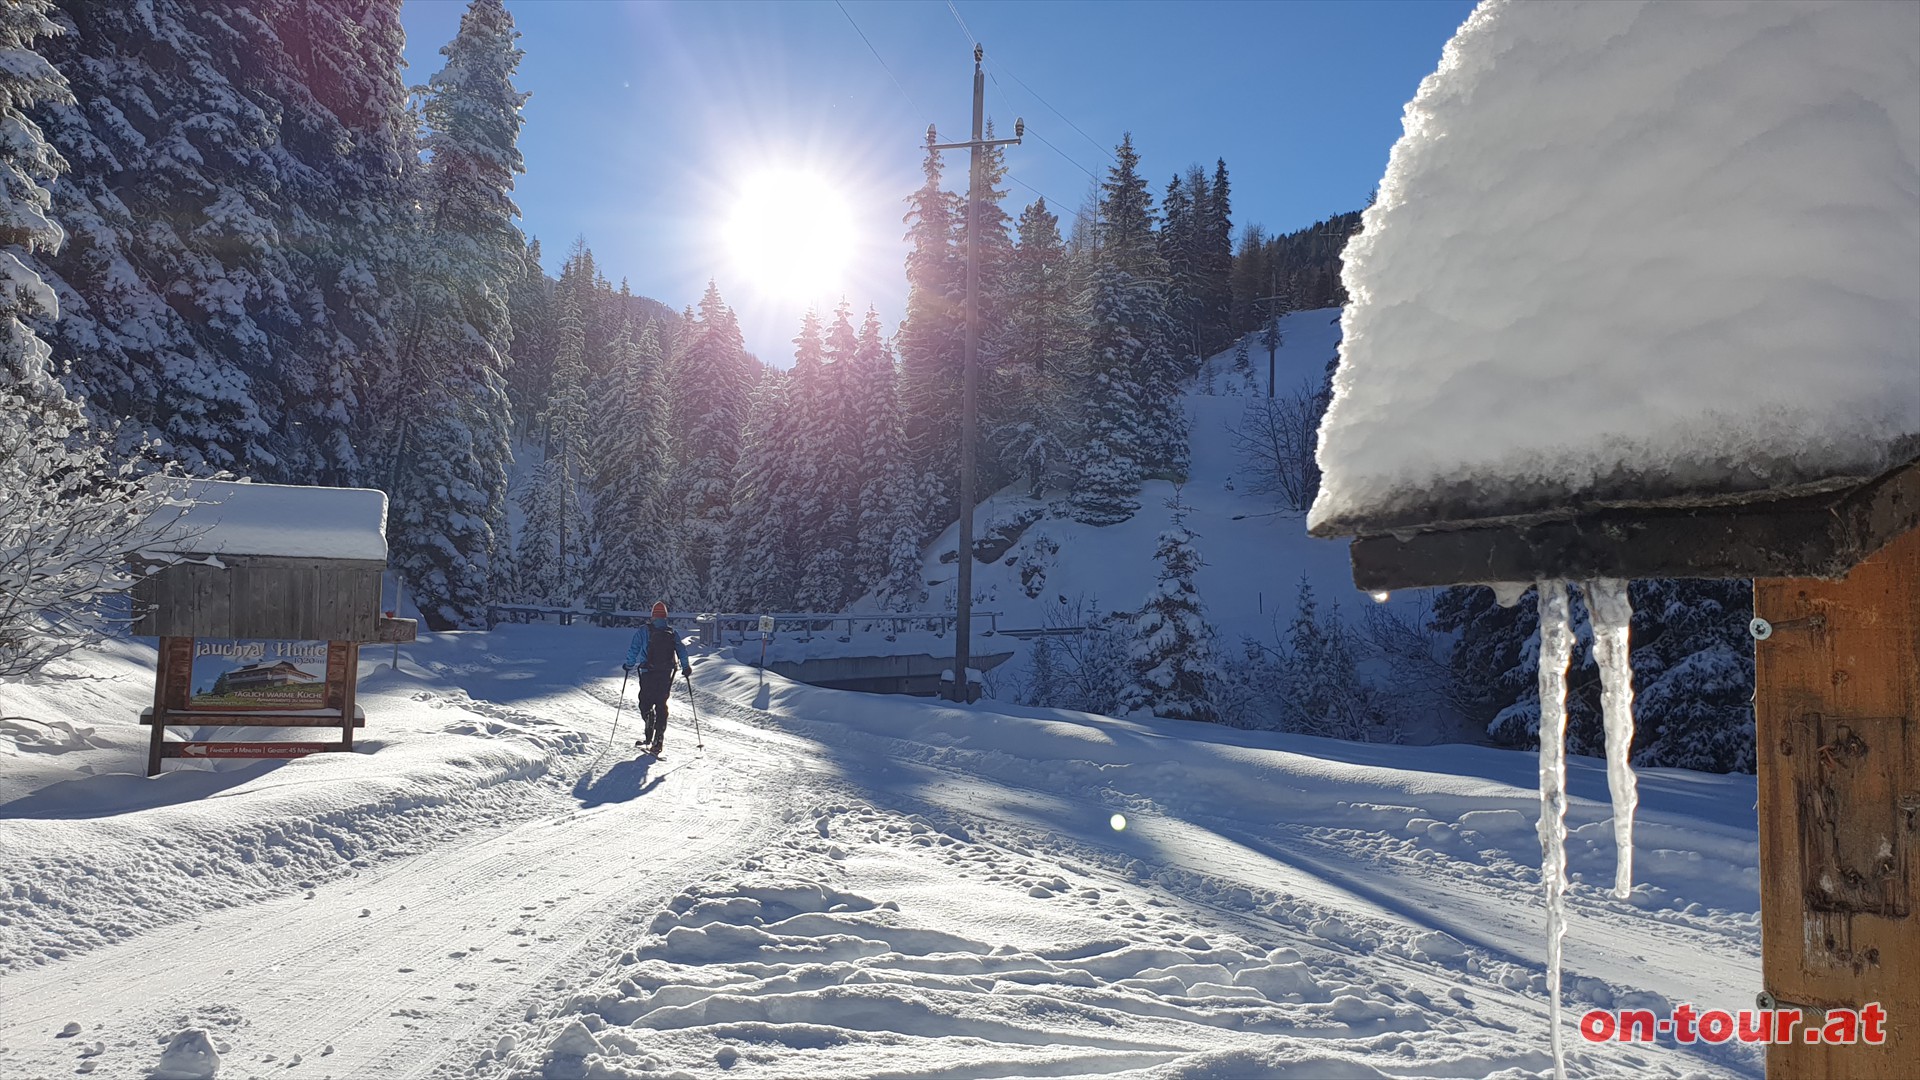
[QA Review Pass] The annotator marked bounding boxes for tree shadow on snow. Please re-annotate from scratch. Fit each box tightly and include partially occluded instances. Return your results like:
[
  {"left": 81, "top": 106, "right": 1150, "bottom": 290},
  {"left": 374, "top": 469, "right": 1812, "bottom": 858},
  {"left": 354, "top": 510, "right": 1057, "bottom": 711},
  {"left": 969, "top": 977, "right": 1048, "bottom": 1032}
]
[
  {"left": 571, "top": 756, "right": 667, "bottom": 808},
  {"left": 0, "top": 763, "right": 278, "bottom": 820}
]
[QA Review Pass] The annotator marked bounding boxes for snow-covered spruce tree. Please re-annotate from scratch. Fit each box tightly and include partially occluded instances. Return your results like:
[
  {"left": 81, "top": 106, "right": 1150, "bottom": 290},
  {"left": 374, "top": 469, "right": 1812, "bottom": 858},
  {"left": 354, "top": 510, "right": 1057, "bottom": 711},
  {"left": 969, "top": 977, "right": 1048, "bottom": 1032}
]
[
  {"left": 1230, "top": 336, "right": 1253, "bottom": 390},
  {"left": 793, "top": 303, "right": 863, "bottom": 610},
  {"left": 0, "top": 0, "right": 68, "bottom": 402},
  {"left": 514, "top": 284, "right": 590, "bottom": 604},
  {"left": 1158, "top": 167, "right": 1210, "bottom": 368},
  {"left": 0, "top": 5, "right": 185, "bottom": 677},
  {"left": 24, "top": 0, "right": 274, "bottom": 474},
  {"left": 1068, "top": 335, "right": 1144, "bottom": 526},
  {"left": 1630, "top": 579, "right": 1755, "bottom": 773},
  {"left": 966, "top": 124, "right": 1019, "bottom": 497},
  {"left": 1116, "top": 493, "right": 1218, "bottom": 722},
  {"left": 722, "top": 368, "right": 801, "bottom": 611},
  {"left": 377, "top": 0, "right": 526, "bottom": 629},
  {"left": 513, "top": 456, "right": 563, "bottom": 603},
  {"left": 1102, "top": 134, "right": 1187, "bottom": 479},
  {"left": 668, "top": 281, "right": 755, "bottom": 608},
  {"left": 1432, "top": 584, "right": 1551, "bottom": 745},
  {"left": 848, "top": 308, "right": 923, "bottom": 608},
  {"left": 782, "top": 310, "right": 832, "bottom": 610},
  {"left": 998, "top": 197, "right": 1079, "bottom": 497},
  {"left": 504, "top": 236, "right": 555, "bottom": 435},
  {"left": 1275, "top": 578, "right": 1385, "bottom": 740},
  {"left": 1200, "top": 159, "right": 1234, "bottom": 358},
  {"left": 261, "top": 0, "right": 414, "bottom": 485},
  {"left": 1435, "top": 580, "right": 1754, "bottom": 773},
  {"left": 897, "top": 136, "right": 963, "bottom": 535},
  {"left": 21, "top": 0, "right": 412, "bottom": 483},
  {"left": 585, "top": 319, "right": 672, "bottom": 609}
]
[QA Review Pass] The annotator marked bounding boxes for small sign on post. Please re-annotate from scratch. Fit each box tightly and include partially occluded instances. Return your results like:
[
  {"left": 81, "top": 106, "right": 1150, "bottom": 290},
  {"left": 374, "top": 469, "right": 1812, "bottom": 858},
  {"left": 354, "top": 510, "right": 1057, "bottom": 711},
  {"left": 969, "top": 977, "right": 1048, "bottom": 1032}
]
[
  {"left": 589, "top": 593, "right": 617, "bottom": 627},
  {"left": 757, "top": 614, "right": 774, "bottom": 678}
]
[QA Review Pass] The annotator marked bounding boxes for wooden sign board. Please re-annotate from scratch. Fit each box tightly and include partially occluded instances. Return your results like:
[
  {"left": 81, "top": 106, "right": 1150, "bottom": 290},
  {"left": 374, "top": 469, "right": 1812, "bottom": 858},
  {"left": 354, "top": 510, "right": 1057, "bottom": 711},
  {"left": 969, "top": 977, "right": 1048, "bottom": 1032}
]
[
  {"left": 145, "top": 635, "right": 362, "bottom": 777},
  {"left": 164, "top": 742, "right": 340, "bottom": 760}
]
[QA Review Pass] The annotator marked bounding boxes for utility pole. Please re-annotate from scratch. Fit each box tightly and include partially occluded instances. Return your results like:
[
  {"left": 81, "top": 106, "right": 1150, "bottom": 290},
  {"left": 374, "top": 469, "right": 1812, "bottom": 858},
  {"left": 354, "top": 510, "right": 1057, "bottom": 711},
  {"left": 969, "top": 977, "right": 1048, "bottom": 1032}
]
[
  {"left": 1251, "top": 282, "right": 1289, "bottom": 398},
  {"left": 931, "top": 44, "right": 1020, "bottom": 703}
]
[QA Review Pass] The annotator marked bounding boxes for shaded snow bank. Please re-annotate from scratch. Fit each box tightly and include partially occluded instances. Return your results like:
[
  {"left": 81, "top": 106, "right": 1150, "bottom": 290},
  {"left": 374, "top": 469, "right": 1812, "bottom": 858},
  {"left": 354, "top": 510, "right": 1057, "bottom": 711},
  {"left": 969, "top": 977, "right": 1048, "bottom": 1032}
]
[
  {"left": 0, "top": 639, "right": 590, "bottom": 972},
  {"left": 1313, "top": 0, "right": 1920, "bottom": 532}
]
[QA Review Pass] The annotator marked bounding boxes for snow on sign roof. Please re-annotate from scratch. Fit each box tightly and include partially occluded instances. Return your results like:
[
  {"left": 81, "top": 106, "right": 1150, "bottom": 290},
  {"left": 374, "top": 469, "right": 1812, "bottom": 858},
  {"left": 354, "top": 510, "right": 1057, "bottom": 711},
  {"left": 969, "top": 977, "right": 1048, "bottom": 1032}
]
[
  {"left": 162, "top": 480, "right": 389, "bottom": 562},
  {"left": 1310, "top": 0, "right": 1920, "bottom": 537}
]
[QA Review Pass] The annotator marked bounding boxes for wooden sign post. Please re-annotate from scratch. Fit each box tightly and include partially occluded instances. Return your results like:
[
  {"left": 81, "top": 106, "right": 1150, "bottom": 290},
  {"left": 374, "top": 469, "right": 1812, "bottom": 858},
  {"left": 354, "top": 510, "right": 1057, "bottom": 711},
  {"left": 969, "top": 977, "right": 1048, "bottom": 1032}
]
[
  {"left": 1754, "top": 522, "right": 1918, "bottom": 1077},
  {"left": 1331, "top": 459, "right": 1920, "bottom": 1078},
  {"left": 142, "top": 637, "right": 366, "bottom": 776},
  {"left": 130, "top": 482, "right": 414, "bottom": 778}
]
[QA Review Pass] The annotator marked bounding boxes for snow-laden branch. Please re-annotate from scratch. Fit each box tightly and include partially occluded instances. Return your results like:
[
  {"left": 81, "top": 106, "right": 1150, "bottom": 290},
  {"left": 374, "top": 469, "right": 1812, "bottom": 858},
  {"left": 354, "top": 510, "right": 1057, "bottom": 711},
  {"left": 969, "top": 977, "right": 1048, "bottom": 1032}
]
[{"left": 0, "top": 387, "right": 196, "bottom": 679}]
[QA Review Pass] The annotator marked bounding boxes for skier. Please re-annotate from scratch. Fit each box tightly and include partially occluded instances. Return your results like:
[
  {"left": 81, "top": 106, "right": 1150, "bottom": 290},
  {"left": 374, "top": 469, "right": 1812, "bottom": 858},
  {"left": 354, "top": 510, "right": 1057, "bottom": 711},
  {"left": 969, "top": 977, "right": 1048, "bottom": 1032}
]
[{"left": 623, "top": 602, "right": 691, "bottom": 756}]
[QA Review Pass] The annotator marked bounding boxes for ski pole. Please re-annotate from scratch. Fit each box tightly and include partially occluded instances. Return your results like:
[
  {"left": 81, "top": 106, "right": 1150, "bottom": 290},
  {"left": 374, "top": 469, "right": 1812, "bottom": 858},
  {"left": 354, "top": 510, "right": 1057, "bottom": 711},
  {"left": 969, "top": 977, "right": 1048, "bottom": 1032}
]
[
  {"left": 610, "top": 670, "right": 629, "bottom": 744},
  {"left": 684, "top": 669, "right": 703, "bottom": 750}
]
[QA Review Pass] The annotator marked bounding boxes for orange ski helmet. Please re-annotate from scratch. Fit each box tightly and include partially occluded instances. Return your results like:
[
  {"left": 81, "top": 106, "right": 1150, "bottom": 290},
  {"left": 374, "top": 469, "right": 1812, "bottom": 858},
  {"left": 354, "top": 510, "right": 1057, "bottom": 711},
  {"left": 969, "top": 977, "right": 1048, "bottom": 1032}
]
[{"left": 651, "top": 601, "right": 669, "bottom": 618}]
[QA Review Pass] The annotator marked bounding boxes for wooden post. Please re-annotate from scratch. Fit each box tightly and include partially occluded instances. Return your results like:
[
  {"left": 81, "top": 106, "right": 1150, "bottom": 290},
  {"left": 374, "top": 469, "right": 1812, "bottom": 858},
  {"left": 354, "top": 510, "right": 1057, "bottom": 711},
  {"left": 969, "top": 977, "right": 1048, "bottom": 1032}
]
[
  {"left": 1755, "top": 523, "right": 1918, "bottom": 1077},
  {"left": 340, "top": 642, "right": 359, "bottom": 753},
  {"left": 147, "top": 636, "right": 175, "bottom": 778}
]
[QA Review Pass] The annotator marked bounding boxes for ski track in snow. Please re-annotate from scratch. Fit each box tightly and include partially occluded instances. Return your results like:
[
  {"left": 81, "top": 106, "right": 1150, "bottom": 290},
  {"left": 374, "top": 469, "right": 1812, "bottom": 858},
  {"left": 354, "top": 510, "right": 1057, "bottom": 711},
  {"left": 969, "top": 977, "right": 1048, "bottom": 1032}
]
[{"left": 0, "top": 632, "right": 1760, "bottom": 1078}]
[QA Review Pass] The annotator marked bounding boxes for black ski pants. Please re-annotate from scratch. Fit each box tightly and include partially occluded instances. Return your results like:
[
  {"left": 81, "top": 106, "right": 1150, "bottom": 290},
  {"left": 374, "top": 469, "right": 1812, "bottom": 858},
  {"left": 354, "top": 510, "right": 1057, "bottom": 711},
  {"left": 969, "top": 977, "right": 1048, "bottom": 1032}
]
[{"left": 637, "top": 668, "right": 672, "bottom": 747}]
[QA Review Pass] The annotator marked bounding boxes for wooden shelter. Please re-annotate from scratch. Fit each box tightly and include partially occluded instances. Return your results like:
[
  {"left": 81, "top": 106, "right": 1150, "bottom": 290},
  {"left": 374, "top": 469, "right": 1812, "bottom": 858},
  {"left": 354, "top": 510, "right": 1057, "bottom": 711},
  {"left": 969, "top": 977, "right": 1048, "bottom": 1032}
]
[
  {"left": 132, "top": 481, "right": 414, "bottom": 777},
  {"left": 1301, "top": 4, "right": 1918, "bottom": 1074}
]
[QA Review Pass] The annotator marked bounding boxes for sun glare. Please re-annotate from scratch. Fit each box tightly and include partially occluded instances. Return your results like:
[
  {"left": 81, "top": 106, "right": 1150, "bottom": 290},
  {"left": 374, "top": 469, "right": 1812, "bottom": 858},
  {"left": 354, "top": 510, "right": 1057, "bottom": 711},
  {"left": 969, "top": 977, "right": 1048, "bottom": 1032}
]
[{"left": 724, "top": 169, "right": 856, "bottom": 305}]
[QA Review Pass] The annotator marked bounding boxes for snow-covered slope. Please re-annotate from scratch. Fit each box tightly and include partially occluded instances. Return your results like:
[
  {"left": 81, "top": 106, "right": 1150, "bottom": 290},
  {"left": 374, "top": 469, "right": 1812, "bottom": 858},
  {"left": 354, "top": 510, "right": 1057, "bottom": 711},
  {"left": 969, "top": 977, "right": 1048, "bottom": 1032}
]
[
  {"left": 869, "top": 308, "right": 1443, "bottom": 726},
  {"left": 0, "top": 624, "right": 1759, "bottom": 1078}
]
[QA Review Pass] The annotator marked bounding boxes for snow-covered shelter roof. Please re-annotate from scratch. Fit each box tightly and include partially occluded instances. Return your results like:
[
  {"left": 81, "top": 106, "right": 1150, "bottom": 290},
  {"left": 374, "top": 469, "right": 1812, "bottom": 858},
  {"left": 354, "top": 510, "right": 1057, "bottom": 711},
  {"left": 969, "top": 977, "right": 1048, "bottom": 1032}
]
[
  {"left": 161, "top": 480, "right": 389, "bottom": 563},
  {"left": 1310, "top": 0, "right": 1920, "bottom": 546}
]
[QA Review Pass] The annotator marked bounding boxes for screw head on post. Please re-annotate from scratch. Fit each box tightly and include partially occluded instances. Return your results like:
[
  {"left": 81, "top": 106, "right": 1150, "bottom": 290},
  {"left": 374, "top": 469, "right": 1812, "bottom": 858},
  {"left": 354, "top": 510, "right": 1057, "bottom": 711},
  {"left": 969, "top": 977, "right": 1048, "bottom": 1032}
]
[{"left": 1749, "top": 617, "right": 1773, "bottom": 641}]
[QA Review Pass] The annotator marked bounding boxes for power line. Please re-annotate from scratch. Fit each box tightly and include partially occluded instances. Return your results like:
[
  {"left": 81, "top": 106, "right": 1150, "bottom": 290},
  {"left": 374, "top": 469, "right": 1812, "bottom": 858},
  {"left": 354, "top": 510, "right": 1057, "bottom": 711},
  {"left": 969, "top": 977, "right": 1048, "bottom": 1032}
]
[
  {"left": 985, "top": 54, "right": 1116, "bottom": 165},
  {"left": 1029, "top": 125, "right": 1100, "bottom": 182},
  {"left": 834, "top": 0, "right": 930, "bottom": 124},
  {"left": 944, "top": 0, "right": 977, "bottom": 47},
  {"left": 1003, "top": 169, "right": 1070, "bottom": 211},
  {"left": 943, "top": 0, "right": 1115, "bottom": 164},
  {"left": 987, "top": 72, "right": 1100, "bottom": 183}
]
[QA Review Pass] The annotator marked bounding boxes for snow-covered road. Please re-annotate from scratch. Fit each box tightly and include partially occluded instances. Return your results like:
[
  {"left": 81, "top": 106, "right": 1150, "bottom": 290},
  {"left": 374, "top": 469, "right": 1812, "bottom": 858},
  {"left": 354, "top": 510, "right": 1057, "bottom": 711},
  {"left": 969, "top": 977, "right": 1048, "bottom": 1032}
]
[
  {"left": 0, "top": 627, "right": 1762, "bottom": 1078},
  {"left": 1, "top": 745, "right": 766, "bottom": 1077}
]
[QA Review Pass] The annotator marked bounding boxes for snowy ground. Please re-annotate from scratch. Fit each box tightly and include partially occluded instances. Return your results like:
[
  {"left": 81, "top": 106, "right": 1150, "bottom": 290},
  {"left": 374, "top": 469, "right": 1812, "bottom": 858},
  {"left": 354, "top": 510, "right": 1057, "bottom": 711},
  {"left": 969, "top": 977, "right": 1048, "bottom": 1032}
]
[{"left": 1, "top": 624, "right": 1761, "bottom": 1078}]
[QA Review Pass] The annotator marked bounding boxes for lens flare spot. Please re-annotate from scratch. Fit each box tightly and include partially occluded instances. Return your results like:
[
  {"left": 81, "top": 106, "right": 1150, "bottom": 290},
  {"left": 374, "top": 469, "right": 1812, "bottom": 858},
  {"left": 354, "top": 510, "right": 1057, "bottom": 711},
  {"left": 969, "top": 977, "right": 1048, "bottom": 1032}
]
[
  {"left": 724, "top": 169, "right": 855, "bottom": 304},
  {"left": 1110, "top": 813, "right": 1127, "bottom": 832}
]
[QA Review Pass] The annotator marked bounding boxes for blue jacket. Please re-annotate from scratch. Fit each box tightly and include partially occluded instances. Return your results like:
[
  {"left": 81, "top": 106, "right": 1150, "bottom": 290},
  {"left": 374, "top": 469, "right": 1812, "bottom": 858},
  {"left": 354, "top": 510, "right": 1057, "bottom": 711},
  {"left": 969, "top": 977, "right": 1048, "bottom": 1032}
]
[{"left": 625, "top": 619, "right": 690, "bottom": 672}]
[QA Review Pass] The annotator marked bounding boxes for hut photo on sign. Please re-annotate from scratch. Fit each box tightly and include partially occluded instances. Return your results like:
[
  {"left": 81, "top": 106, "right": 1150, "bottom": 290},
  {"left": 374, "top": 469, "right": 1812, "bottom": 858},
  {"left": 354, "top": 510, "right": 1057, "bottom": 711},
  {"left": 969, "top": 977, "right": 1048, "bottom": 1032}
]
[{"left": 188, "top": 639, "right": 330, "bottom": 711}]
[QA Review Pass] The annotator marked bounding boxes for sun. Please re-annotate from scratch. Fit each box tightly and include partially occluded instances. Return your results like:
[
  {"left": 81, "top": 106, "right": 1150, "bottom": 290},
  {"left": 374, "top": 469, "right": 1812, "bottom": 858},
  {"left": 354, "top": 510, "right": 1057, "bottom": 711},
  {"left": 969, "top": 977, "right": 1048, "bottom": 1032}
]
[{"left": 724, "top": 169, "right": 856, "bottom": 305}]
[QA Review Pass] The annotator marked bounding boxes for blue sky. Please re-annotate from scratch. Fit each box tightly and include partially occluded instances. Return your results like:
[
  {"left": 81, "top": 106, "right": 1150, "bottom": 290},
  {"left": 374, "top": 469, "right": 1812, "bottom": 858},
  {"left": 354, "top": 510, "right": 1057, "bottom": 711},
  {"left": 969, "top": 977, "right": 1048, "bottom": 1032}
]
[{"left": 399, "top": 0, "right": 1475, "bottom": 362}]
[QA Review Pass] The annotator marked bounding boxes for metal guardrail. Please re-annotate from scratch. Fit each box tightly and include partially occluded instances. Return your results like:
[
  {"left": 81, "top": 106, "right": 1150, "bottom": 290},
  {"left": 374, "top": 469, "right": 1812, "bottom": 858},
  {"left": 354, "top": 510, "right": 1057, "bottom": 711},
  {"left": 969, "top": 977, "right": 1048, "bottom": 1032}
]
[{"left": 483, "top": 606, "right": 1083, "bottom": 645}]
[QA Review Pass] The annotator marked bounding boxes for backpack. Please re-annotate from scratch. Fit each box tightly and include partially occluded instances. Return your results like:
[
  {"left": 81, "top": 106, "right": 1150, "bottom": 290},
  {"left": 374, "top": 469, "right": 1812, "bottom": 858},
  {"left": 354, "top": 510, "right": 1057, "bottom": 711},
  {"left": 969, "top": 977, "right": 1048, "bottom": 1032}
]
[{"left": 643, "top": 624, "right": 677, "bottom": 673}]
